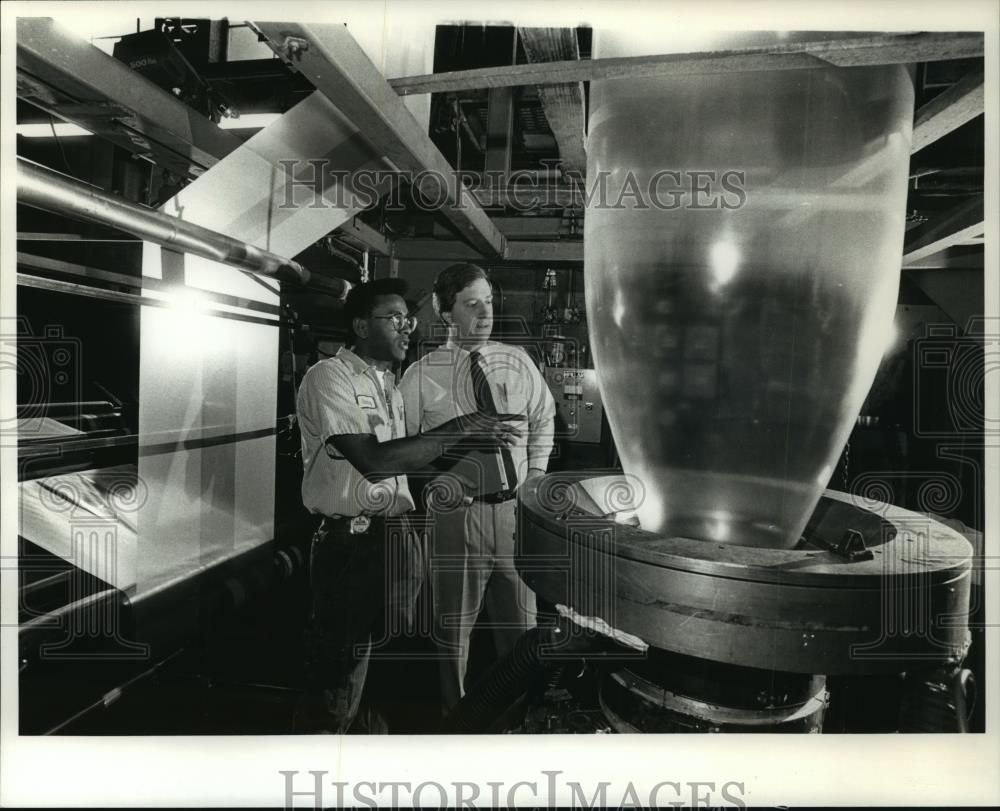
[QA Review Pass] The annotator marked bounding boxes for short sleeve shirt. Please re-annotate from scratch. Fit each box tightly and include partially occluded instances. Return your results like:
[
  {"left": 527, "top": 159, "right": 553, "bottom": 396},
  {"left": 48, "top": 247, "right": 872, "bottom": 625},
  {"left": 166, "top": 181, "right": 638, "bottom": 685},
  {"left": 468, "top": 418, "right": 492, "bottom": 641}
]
[{"left": 296, "top": 347, "right": 414, "bottom": 517}]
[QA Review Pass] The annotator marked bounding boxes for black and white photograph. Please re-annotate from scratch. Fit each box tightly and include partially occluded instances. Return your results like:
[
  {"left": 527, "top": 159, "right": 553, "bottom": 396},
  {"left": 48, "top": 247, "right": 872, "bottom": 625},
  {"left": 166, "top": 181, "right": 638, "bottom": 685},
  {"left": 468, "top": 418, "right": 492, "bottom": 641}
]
[{"left": 1, "top": 0, "right": 997, "bottom": 806}]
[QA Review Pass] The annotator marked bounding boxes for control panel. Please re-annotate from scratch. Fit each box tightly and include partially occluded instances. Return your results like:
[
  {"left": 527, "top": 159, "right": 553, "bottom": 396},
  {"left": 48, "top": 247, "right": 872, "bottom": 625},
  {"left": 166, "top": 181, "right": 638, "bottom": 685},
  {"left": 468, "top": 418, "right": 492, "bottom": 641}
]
[{"left": 542, "top": 367, "right": 604, "bottom": 444}]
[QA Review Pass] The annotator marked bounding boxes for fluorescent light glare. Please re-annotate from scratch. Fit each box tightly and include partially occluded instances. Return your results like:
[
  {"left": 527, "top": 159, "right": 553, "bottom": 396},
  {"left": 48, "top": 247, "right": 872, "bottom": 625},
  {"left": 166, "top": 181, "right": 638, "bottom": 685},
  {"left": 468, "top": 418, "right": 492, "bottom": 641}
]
[
  {"left": 17, "top": 122, "right": 94, "bottom": 138},
  {"left": 217, "top": 113, "right": 281, "bottom": 130}
]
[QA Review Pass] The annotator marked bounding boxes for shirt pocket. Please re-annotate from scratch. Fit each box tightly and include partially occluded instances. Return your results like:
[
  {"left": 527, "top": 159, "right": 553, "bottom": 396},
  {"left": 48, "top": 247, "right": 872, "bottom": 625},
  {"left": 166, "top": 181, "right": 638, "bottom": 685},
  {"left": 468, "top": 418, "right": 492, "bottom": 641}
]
[
  {"left": 497, "top": 381, "right": 528, "bottom": 419},
  {"left": 356, "top": 395, "right": 388, "bottom": 440},
  {"left": 423, "top": 394, "right": 460, "bottom": 432}
]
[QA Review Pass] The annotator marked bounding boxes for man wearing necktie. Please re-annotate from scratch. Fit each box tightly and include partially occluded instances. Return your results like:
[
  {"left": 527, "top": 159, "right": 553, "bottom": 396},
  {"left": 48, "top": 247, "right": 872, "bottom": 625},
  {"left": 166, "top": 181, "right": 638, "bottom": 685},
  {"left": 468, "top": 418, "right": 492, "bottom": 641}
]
[
  {"left": 400, "top": 263, "right": 556, "bottom": 712},
  {"left": 296, "top": 278, "right": 523, "bottom": 733}
]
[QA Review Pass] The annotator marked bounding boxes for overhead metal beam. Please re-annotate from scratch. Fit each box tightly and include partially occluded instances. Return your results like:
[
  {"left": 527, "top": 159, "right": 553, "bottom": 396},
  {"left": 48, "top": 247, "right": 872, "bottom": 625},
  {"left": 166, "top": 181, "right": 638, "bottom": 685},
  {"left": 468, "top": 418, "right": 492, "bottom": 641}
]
[
  {"left": 390, "top": 32, "right": 983, "bottom": 96},
  {"left": 519, "top": 28, "right": 587, "bottom": 178},
  {"left": 335, "top": 217, "right": 393, "bottom": 256},
  {"left": 16, "top": 17, "right": 240, "bottom": 179},
  {"left": 393, "top": 238, "right": 482, "bottom": 261},
  {"left": 902, "top": 194, "right": 984, "bottom": 265},
  {"left": 394, "top": 237, "right": 581, "bottom": 263},
  {"left": 252, "top": 22, "right": 505, "bottom": 257},
  {"left": 495, "top": 217, "right": 577, "bottom": 238},
  {"left": 397, "top": 217, "right": 577, "bottom": 241},
  {"left": 472, "top": 185, "right": 585, "bottom": 209},
  {"left": 505, "top": 240, "right": 582, "bottom": 262},
  {"left": 911, "top": 67, "right": 985, "bottom": 153},
  {"left": 17, "top": 251, "right": 141, "bottom": 289},
  {"left": 17, "top": 232, "right": 138, "bottom": 242}
]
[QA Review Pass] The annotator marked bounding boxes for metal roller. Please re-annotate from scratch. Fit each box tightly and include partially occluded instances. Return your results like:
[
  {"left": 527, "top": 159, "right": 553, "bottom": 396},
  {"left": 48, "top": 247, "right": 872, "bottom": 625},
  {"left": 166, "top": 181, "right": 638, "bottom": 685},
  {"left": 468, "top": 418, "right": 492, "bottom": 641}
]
[{"left": 16, "top": 157, "right": 350, "bottom": 299}]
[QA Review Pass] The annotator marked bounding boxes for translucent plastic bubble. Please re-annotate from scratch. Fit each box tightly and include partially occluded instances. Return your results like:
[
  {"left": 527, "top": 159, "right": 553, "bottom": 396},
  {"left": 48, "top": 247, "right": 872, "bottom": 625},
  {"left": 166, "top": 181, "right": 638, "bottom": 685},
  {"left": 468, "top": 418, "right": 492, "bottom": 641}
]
[{"left": 584, "top": 35, "right": 914, "bottom": 548}]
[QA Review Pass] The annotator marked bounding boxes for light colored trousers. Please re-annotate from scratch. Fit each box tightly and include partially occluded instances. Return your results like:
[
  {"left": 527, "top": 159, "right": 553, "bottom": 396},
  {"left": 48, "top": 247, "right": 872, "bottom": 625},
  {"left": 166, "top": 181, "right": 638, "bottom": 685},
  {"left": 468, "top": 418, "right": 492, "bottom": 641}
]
[{"left": 429, "top": 498, "right": 537, "bottom": 711}]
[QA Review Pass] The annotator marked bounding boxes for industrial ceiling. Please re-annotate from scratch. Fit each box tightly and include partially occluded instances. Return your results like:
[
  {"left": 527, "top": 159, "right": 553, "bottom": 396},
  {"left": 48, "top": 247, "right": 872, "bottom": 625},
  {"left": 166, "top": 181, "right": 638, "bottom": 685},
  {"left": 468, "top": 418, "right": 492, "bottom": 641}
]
[{"left": 13, "top": 19, "right": 985, "bottom": 341}]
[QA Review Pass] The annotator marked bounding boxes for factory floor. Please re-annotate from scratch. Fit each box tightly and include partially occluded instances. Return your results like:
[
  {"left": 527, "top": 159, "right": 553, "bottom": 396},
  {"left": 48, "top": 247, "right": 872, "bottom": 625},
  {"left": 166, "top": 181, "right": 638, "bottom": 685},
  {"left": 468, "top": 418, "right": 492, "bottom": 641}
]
[
  {"left": 53, "top": 582, "right": 500, "bottom": 735},
  {"left": 28, "top": 588, "right": 986, "bottom": 735},
  {"left": 23, "top": 541, "right": 985, "bottom": 735}
]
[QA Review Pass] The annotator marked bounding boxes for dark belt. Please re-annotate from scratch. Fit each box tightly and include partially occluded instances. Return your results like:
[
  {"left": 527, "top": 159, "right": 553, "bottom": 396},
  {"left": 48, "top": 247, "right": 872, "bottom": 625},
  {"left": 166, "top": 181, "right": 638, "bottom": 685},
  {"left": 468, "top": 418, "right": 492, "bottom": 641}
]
[
  {"left": 320, "top": 514, "right": 389, "bottom": 535},
  {"left": 470, "top": 489, "right": 517, "bottom": 505}
]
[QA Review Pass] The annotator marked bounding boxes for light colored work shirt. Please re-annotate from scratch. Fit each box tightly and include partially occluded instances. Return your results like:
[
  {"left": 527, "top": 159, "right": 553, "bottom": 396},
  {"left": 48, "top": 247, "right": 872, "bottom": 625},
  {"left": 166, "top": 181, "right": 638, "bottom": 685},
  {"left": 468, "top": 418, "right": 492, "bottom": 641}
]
[
  {"left": 399, "top": 341, "right": 556, "bottom": 490},
  {"left": 297, "top": 347, "right": 414, "bottom": 518}
]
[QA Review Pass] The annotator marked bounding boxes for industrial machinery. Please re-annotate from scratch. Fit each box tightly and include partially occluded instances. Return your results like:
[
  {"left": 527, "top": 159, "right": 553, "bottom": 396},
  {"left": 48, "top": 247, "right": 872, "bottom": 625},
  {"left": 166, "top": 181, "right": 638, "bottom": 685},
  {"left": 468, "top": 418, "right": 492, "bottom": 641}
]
[
  {"left": 14, "top": 158, "right": 318, "bottom": 735},
  {"left": 446, "top": 33, "right": 978, "bottom": 735},
  {"left": 500, "top": 474, "right": 972, "bottom": 733},
  {"left": 13, "top": 16, "right": 985, "bottom": 745},
  {"left": 542, "top": 367, "right": 605, "bottom": 445}
]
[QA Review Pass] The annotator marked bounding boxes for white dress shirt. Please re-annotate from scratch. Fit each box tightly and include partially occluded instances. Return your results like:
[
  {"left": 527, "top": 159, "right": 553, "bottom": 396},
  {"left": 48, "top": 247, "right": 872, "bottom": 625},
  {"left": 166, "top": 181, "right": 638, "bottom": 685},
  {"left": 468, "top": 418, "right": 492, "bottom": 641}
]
[{"left": 399, "top": 341, "right": 556, "bottom": 489}]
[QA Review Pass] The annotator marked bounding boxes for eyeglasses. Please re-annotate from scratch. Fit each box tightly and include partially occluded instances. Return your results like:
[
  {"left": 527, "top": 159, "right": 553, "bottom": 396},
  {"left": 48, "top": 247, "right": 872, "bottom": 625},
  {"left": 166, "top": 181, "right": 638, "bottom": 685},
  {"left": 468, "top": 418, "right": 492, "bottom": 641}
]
[{"left": 371, "top": 313, "right": 418, "bottom": 332}]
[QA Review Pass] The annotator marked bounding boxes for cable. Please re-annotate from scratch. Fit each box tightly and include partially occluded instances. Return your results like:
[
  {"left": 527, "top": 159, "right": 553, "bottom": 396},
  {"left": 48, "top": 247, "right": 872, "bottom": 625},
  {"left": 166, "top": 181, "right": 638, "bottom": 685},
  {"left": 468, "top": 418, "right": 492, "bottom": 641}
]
[{"left": 48, "top": 115, "right": 73, "bottom": 174}]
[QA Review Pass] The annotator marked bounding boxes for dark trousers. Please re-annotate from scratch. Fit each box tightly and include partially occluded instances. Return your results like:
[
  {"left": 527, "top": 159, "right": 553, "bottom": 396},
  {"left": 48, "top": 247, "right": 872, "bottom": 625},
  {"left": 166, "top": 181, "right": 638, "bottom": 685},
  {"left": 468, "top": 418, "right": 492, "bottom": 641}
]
[{"left": 299, "top": 515, "right": 424, "bottom": 733}]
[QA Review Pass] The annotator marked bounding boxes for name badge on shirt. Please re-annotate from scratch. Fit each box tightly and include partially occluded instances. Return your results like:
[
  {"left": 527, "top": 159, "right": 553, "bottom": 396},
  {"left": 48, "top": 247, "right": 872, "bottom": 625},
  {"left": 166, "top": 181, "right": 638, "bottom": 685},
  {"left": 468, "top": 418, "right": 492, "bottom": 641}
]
[{"left": 356, "top": 394, "right": 378, "bottom": 410}]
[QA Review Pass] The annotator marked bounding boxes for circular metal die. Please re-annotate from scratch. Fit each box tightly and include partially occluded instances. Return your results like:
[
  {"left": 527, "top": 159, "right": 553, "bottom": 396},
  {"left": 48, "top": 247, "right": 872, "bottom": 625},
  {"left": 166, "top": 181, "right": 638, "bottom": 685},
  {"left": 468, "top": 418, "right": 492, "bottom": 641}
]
[{"left": 517, "top": 473, "right": 972, "bottom": 675}]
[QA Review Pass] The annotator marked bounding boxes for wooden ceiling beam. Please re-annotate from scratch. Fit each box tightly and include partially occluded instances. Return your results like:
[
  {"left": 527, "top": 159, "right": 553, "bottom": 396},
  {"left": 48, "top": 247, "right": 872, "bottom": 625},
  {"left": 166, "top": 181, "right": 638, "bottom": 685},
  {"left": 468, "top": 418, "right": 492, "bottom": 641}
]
[
  {"left": 911, "top": 67, "right": 984, "bottom": 153},
  {"left": 902, "top": 194, "right": 983, "bottom": 265},
  {"left": 253, "top": 22, "right": 505, "bottom": 257},
  {"left": 390, "top": 32, "right": 983, "bottom": 95},
  {"left": 519, "top": 28, "right": 587, "bottom": 178}
]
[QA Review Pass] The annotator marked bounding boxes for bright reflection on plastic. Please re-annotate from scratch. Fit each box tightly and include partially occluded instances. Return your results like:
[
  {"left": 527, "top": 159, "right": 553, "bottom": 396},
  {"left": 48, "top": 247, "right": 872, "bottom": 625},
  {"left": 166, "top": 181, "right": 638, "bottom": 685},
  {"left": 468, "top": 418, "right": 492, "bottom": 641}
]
[
  {"left": 709, "top": 240, "right": 740, "bottom": 289},
  {"left": 152, "top": 287, "right": 229, "bottom": 359},
  {"left": 882, "top": 321, "right": 901, "bottom": 356},
  {"left": 707, "top": 511, "right": 732, "bottom": 543},
  {"left": 585, "top": 33, "right": 914, "bottom": 549},
  {"left": 855, "top": 317, "right": 901, "bottom": 387},
  {"left": 169, "top": 287, "right": 210, "bottom": 316},
  {"left": 612, "top": 288, "right": 626, "bottom": 328}
]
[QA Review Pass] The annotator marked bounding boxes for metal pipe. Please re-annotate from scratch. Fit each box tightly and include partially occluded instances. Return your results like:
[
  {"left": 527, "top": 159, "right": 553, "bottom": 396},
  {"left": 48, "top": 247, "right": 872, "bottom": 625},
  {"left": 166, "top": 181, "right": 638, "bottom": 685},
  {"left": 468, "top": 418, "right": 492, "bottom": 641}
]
[
  {"left": 16, "top": 158, "right": 349, "bottom": 297},
  {"left": 306, "top": 272, "right": 354, "bottom": 300},
  {"left": 452, "top": 100, "right": 484, "bottom": 154},
  {"left": 459, "top": 113, "right": 484, "bottom": 153},
  {"left": 325, "top": 242, "right": 364, "bottom": 271}
]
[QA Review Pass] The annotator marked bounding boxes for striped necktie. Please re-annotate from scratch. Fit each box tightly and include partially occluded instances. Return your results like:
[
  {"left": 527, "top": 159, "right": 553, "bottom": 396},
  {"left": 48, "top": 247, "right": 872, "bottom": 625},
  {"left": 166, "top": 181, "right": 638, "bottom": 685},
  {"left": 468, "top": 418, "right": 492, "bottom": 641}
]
[{"left": 469, "top": 350, "right": 518, "bottom": 491}]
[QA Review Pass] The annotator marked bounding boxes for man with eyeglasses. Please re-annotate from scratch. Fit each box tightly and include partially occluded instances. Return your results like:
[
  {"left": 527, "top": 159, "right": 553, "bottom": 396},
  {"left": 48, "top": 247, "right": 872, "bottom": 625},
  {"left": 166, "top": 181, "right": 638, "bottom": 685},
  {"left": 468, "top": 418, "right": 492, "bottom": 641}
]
[
  {"left": 295, "top": 277, "right": 522, "bottom": 733},
  {"left": 399, "top": 263, "right": 556, "bottom": 712}
]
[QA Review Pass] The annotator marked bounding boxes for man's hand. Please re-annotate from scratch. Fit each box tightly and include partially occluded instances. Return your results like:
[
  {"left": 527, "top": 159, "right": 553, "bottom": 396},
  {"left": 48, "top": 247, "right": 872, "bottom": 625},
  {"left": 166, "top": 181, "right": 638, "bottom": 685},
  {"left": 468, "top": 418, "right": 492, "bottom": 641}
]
[{"left": 328, "top": 414, "right": 523, "bottom": 483}]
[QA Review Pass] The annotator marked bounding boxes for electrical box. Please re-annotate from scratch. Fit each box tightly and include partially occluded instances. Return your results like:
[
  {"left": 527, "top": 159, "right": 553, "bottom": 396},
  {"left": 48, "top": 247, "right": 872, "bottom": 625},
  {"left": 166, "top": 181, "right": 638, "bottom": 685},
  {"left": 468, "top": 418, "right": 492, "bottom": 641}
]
[{"left": 543, "top": 367, "right": 604, "bottom": 444}]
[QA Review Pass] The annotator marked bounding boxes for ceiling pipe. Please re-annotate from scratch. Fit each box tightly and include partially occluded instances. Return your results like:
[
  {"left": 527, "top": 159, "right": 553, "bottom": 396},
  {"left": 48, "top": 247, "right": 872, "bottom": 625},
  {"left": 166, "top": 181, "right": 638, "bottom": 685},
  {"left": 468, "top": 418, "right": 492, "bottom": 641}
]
[
  {"left": 16, "top": 157, "right": 351, "bottom": 300},
  {"left": 452, "top": 100, "right": 485, "bottom": 153}
]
